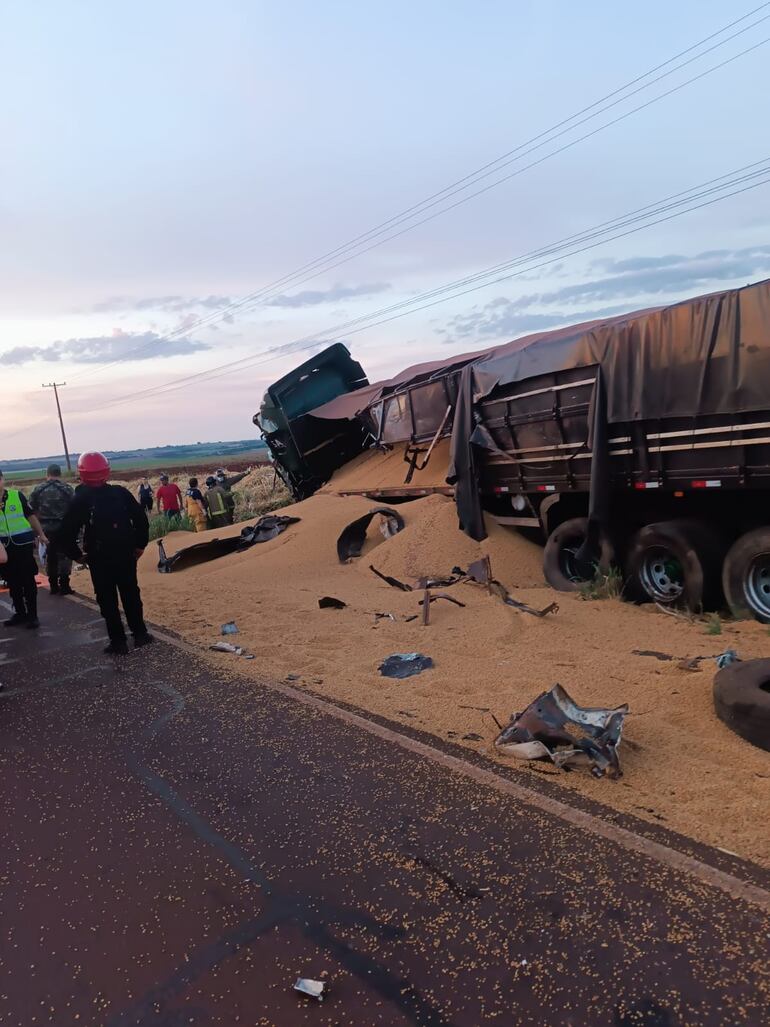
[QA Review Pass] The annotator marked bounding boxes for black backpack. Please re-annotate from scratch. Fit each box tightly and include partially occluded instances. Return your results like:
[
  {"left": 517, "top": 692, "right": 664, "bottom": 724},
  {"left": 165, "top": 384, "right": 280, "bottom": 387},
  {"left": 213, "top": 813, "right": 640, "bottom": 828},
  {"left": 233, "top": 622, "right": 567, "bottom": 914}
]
[{"left": 86, "top": 485, "right": 136, "bottom": 552}]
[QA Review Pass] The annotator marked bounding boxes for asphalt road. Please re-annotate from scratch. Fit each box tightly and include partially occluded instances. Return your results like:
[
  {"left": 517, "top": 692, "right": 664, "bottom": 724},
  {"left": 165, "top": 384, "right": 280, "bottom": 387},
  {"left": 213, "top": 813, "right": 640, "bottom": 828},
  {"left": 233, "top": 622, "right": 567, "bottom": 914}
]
[{"left": 1, "top": 590, "right": 768, "bottom": 1027}]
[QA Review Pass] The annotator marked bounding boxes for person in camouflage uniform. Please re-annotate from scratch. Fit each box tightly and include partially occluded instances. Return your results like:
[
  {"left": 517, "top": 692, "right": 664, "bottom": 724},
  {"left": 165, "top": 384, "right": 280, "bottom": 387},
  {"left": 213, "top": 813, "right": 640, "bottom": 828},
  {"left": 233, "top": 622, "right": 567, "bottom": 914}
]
[{"left": 29, "top": 464, "right": 75, "bottom": 595}]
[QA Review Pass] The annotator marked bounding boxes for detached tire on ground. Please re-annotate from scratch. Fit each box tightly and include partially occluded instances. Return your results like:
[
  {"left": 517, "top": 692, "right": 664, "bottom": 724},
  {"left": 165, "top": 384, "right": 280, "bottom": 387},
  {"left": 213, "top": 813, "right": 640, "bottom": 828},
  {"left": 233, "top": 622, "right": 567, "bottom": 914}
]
[
  {"left": 624, "top": 519, "right": 722, "bottom": 612},
  {"left": 543, "top": 517, "right": 614, "bottom": 592},
  {"left": 722, "top": 527, "right": 770, "bottom": 623},
  {"left": 714, "top": 658, "right": 770, "bottom": 751}
]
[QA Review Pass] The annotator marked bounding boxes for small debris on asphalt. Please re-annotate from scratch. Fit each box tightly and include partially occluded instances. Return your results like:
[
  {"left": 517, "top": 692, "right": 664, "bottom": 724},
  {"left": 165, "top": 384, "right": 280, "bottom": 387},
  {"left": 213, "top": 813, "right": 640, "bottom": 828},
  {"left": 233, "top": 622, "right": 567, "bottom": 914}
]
[
  {"left": 379, "top": 653, "right": 434, "bottom": 679},
  {"left": 209, "top": 642, "right": 244, "bottom": 655},
  {"left": 293, "top": 978, "right": 328, "bottom": 1001}
]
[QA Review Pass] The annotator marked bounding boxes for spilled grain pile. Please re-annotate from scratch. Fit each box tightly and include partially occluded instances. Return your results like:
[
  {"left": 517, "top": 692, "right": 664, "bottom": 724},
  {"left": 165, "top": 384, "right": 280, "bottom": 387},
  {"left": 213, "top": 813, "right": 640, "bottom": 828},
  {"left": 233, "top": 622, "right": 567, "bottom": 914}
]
[
  {"left": 321, "top": 439, "right": 453, "bottom": 493},
  {"left": 74, "top": 491, "right": 770, "bottom": 865}
]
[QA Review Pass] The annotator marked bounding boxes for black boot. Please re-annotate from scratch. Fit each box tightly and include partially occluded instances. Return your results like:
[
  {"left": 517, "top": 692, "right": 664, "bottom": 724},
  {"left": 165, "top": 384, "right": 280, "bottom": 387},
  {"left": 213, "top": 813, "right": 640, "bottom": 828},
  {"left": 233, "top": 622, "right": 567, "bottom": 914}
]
[
  {"left": 49, "top": 577, "right": 60, "bottom": 595},
  {"left": 58, "top": 577, "right": 74, "bottom": 596},
  {"left": 3, "top": 612, "right": 28, "bottom": 627},
  {"left": 133, "top": 632, "right": 155, "bottom": 649},
  {"left": 104, "top": 639, "right": 129, "bottom": 656},
  {"left": 25, "top": 598, "right": 39, "bottom": 629}
]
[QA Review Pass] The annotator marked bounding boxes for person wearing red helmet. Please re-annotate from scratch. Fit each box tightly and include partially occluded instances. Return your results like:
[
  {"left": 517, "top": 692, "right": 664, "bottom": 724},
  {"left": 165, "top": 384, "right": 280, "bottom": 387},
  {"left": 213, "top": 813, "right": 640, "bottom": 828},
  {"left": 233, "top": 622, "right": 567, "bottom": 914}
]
[{"left": 57, "top": 452, "right": 153, "bottom": 656}]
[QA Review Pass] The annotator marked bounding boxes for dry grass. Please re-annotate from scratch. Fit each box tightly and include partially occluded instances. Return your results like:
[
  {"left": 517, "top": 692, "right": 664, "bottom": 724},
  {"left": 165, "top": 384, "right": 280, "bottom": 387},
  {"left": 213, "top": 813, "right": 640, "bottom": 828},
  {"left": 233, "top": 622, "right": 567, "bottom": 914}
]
[
  {"left": 231, "top": 465, "right": 291, "bottom": 520},
  {"left": 122, "top": 464, "right": 291, "bottom": 537}
]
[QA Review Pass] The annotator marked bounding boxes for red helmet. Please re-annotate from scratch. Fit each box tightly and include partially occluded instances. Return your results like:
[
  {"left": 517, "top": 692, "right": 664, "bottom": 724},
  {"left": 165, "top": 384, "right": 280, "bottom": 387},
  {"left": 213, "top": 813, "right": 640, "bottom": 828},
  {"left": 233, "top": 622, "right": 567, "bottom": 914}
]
[{"left": 78, "top": 451, "right": 111, "bottom": 486}]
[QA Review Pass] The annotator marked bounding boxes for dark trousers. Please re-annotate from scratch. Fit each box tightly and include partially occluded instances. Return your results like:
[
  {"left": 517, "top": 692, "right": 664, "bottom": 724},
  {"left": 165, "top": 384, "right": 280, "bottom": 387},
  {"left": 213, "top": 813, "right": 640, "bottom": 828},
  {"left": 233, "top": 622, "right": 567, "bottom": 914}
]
[
  {"left": 89, "top": 553, "right": 147, "bottom": 644},
  {"left": 3, "top": 542, "right": 38, "bottom": 617},
  {"left": 44, "top": 535, "right": 72, "bottom": 584}
]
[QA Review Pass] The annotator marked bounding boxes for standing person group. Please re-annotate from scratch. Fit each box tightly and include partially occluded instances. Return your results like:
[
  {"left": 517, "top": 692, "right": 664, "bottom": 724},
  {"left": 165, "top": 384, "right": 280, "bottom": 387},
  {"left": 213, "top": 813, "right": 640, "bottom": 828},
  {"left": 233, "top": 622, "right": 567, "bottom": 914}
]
[
  {"left": 2, "top": 453, "right": 154, "bottom": 657},
  {"left": 137, "top": 467, "right": 250, "bottom": 532}
]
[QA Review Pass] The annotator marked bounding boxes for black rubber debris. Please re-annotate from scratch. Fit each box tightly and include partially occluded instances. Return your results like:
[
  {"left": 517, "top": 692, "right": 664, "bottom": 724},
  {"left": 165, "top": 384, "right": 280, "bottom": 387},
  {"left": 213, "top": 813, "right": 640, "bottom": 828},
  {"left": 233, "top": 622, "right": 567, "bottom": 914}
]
[
  {"left": 379, "top": 653, "right": 434, "bottom": 679},
  {"left": 157, "top": 515, "right": 300, "bottom": 572},
  {"left": 337, "top": 508, "right": 405, "bottom": 562}
]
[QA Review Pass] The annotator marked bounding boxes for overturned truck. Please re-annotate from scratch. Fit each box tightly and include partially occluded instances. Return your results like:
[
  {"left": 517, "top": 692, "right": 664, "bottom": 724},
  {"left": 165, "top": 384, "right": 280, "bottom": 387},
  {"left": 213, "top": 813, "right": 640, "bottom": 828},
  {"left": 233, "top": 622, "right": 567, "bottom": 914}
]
[{"left": 254, "top": 278, "right": 770, "bottom": 622}]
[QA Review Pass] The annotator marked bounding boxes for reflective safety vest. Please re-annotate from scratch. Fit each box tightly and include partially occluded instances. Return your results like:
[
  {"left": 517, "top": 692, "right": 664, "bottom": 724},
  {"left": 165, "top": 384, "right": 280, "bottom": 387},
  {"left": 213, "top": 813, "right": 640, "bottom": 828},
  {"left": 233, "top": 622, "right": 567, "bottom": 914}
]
[
  {"left": 0, "top": 489, "right": 35, "bottom": 545},
  {"left": 206, "top": 487, "right": 227, "bottom": 517}
]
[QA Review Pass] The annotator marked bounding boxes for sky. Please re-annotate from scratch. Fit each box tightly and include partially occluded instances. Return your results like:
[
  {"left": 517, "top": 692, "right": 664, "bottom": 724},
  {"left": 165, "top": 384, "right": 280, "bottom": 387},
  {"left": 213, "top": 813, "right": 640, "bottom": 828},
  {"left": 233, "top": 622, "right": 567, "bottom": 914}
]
[{"left": 1, "top": 0, "right": 769, "bottom": 460}]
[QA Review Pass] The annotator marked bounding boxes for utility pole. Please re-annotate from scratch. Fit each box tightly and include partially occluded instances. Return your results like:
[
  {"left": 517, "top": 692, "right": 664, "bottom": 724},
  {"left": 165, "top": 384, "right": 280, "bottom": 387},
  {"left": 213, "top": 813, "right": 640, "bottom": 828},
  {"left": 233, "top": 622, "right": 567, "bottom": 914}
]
[{"left": 42, "top": 382, "right": 72, "bottom": 472}]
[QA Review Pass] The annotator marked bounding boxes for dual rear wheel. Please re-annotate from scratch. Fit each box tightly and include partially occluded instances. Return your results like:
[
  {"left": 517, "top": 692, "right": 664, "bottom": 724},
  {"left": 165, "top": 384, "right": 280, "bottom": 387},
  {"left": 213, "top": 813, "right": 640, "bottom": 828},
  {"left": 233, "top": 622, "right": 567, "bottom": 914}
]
[
  {"left": 544, "top": 515, "right": 770, "bottom": 621},
  {"left": 543, "top": 517, "right": 722, "bottom": 613}
]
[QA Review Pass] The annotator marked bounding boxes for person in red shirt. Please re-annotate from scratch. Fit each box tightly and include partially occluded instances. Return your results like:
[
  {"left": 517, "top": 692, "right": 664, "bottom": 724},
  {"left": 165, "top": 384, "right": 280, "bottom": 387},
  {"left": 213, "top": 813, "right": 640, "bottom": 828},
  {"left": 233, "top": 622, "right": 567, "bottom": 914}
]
[{"left": 155, "top": 474, "right": 183, "bottom": 523}]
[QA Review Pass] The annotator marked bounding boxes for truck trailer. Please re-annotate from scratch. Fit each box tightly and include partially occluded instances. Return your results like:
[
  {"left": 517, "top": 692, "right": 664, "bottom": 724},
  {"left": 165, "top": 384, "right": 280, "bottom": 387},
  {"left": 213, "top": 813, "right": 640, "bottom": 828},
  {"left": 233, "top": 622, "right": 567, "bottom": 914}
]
[{"left": 254, "top": 278, "right": 770, "bottom": 622}]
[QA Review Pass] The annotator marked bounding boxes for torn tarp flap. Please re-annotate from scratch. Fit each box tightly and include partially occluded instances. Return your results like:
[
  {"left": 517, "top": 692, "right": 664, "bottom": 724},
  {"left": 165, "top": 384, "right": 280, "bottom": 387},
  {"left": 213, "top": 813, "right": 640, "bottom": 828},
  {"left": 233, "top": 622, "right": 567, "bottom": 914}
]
[
  {"left": 494, "top": 684, "right": 628, "bottom": 778},
  {"left": 240, "top": 514, "right": 300, "bottom": 544},
  {"left": 157, "top": 536, "right": 244, "bottom": 573},
  {"left": 337, "top": 507, "right": 405, "bottom": 562},
  {"left": 157, "top": 515, "right": 301, "bottom": 572}
]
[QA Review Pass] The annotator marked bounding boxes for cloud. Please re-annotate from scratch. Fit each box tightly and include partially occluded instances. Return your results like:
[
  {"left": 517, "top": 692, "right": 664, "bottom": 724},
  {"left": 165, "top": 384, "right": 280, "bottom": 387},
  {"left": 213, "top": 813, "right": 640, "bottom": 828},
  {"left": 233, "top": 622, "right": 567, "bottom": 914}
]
[
  {"left": 442, "top": 245, "right": 770, "bottom": 341},
  {"left": 0, "top": 330, "right": 211, "bottom": 366},
  {"left": 264, "top": 282, "right": 391, "bottom": 309},
  {"left": 92, "top": 295, "right": 233, "bottom": 314}
]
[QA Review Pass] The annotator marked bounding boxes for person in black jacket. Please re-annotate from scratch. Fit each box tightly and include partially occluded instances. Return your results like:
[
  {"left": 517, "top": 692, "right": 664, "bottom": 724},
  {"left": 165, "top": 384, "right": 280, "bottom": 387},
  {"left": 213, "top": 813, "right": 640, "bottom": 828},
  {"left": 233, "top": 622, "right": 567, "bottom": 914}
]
[{"left": 57, "top": 451, "right": 153, "bottom": 656}]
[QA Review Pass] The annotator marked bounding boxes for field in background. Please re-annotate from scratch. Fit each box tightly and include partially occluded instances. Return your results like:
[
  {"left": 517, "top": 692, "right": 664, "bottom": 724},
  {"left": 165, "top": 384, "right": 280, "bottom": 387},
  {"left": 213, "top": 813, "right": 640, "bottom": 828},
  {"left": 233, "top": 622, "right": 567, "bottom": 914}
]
[{"left": 4, "top": 451, "right": 269, "bottom": 488}]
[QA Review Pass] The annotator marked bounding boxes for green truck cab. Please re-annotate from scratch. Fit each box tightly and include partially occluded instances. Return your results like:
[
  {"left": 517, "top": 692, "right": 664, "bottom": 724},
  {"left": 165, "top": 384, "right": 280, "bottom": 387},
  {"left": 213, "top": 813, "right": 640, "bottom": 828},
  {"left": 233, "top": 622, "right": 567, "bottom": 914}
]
[{"left": 253, "top": 343, "right": 369, "bottom": 498}]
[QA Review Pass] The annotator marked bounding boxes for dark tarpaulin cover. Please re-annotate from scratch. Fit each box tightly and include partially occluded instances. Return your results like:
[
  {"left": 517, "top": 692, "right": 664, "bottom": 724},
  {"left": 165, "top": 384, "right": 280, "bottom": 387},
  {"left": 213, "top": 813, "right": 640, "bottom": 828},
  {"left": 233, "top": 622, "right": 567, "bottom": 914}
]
[
  {"left": 307, "top": 345, "right": 495, "bottom": 422},
  {"left": 447, "top": 279, "right": 770, "bottom": 539}
]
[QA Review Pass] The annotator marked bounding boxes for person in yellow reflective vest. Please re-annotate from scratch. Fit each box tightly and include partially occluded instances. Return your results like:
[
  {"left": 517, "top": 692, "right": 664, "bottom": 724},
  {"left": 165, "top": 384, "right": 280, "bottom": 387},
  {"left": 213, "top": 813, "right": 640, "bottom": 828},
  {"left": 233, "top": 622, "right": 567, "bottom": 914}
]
[
  {"left": 185, "top": 478, "right": 208, "bottom": 532},
  {"left": 0, "top": 469, "right": 49, "bottom": 629},
  {"left": 204, "top": 476, "right": 230, "bottom": 529}
]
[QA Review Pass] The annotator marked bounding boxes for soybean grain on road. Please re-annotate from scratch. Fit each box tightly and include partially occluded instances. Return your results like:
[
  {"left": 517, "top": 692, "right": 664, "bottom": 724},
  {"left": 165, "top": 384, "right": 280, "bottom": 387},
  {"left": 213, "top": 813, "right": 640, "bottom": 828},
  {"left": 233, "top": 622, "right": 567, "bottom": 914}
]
[{"left": 1, "top": 593, "right": 768, "bottom": 1026}]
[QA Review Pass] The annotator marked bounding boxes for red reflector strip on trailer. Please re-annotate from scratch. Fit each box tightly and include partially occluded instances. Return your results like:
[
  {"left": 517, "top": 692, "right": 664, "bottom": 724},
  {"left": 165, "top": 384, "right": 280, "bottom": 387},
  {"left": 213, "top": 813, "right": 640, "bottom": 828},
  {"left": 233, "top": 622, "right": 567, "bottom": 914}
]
[
  {"left": 494, "top": 486, "right": 510, "bottom": 493},
  {"left": 634, "top": 481, "right": 661, "bottom": 489},
  {"left": 691, "top": 479, "right": 722, "bottom": 488},
  {"left": 536, "top": 485, "right": 556, "bottom": 492}
]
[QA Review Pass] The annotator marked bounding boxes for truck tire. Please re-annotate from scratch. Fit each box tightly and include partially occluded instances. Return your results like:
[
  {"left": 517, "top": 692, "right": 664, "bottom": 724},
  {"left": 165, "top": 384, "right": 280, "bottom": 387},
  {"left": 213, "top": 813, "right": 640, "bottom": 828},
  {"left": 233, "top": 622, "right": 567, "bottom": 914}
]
[
  {"left": 625, "top": 519, "right": 722, "bottom": 612},
  {"left": 713, "top": 659, "right": 770, "bottom": 752},
  {"left": 543, "top": 517, "right": 614, "bottom": 592},
  {"left": 722, "top": 527, "right": 770, "bottom": 623}
]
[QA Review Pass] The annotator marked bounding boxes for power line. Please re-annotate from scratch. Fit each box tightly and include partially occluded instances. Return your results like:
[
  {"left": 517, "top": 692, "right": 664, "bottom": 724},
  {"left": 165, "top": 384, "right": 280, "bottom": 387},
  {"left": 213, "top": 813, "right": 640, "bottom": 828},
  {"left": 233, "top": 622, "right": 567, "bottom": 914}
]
[
  {"left": 61, "top": 6, "right": 770, "bottom": 380},
  {"left": 70, "top": 159, "right": 770, "bottom": 414}
]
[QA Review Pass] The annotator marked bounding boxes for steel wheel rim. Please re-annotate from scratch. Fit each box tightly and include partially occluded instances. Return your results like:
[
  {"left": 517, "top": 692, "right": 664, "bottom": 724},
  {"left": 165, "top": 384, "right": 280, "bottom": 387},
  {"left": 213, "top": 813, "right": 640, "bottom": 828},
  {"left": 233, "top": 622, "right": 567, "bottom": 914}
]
[
  {"left": 746, "top": 556, "right": 770, "bottom": 618},
  {"left": 559, "top": 537, "right": 589, "bottom": 583},
  {"left": 639, "top": 545, "right": 684, "bottom": 601}
]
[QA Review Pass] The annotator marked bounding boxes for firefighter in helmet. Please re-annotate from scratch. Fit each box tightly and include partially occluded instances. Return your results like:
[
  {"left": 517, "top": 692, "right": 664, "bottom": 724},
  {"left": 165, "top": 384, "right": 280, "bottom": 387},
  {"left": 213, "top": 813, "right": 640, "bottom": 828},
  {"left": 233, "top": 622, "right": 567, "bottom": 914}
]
[{"left": 57, "top": 452, "right": 153, "bottom": 655}]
